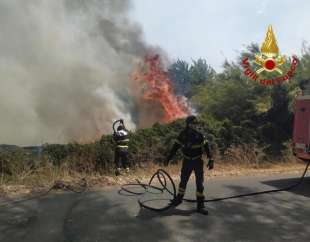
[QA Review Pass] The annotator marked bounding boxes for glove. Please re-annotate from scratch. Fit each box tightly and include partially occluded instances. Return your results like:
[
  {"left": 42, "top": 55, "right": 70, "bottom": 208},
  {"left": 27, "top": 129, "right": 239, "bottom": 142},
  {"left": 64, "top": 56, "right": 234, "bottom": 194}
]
[{"left": 207, "top": 159, "right": 214, "bottom": 170}]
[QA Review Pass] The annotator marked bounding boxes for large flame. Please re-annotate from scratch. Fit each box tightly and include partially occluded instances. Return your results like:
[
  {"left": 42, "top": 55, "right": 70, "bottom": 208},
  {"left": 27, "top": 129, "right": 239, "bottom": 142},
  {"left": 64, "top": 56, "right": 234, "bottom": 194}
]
[
  {"left": 261, "top": 25, "right": 279, "bottom": 55},
  {"left": 133, "top": 54, "right": 190, "bottom": 123}
]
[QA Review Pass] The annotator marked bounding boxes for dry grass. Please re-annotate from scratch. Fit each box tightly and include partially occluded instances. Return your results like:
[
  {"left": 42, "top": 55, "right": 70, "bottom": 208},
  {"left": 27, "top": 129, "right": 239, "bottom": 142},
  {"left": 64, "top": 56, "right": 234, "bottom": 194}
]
[
  {"left": 0, "top": 146, "right": 307, "bottom": 197},
  {"left": 0, "top": 161, "right": 87, "bottom": 197}
]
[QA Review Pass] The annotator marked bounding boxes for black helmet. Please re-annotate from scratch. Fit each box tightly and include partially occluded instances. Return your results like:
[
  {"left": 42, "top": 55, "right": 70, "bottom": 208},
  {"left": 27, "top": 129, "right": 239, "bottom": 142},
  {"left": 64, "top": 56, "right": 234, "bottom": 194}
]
[{"left": 186, "top": 115, "right": 197, "bottom": 126}]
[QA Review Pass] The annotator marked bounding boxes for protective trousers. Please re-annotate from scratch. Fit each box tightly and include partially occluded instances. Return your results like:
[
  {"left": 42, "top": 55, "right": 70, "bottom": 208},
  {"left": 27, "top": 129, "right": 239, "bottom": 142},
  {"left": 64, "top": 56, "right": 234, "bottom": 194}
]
[
  {"left": 114, "top": 148, "right": 130, "bottom": 169},
  {"left": 178, "top": 158, "right": 205, "bottom": 203}
]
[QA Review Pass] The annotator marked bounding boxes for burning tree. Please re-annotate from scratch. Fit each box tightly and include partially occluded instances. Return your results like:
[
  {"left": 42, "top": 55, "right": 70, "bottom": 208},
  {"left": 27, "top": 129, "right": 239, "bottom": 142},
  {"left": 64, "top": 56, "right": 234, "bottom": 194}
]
[{"left": 132, "top": 54, "right": 191, "bottom": 125}]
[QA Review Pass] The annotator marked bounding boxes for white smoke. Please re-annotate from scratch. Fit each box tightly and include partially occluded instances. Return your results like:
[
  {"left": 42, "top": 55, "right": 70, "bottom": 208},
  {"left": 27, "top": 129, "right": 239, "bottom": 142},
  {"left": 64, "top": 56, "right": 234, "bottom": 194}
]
[{"left": 0, "top": 0, "right": 148, "bottom": 145}]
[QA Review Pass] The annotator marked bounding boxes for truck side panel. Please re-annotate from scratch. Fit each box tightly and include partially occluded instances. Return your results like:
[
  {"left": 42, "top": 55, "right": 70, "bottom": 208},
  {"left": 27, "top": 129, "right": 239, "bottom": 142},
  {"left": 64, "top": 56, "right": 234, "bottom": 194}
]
[{"left": 293, "top": 97, "right": 310, "bottom": 160}]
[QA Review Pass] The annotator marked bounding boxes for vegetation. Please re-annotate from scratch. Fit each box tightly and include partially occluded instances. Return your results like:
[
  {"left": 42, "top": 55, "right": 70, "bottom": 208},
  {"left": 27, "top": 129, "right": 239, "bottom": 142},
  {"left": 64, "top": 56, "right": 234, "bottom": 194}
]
[{"left": 1, "top": 43, "right": 310, "bottom": 185}]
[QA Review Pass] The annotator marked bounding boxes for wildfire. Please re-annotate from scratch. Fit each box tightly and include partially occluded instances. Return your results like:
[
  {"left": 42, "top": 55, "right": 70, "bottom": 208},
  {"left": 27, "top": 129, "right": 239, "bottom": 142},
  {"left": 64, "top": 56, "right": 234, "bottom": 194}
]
[{"left": 132, "top": 54, "right": 190, "bottom": 123}]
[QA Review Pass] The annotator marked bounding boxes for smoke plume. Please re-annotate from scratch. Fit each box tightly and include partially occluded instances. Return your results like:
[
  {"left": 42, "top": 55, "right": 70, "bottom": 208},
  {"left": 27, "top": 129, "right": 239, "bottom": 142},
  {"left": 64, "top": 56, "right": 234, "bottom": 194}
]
[{"left": 0, "top": 0, "right": 148, "bottom": 145}]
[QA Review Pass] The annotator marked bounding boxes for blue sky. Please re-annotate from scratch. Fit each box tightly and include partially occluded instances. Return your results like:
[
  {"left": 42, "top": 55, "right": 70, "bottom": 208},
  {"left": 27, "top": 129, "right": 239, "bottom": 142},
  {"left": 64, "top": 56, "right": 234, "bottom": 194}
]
[{"left": 130, "top": 0, "right": 310, "bottom": 70}]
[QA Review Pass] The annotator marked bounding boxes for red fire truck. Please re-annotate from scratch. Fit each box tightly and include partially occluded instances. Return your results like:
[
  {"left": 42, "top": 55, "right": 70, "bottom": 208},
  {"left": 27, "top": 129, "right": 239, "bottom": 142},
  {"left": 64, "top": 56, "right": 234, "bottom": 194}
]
[{"left": 293, "top": 95, "right": 310, "bottom": 160}]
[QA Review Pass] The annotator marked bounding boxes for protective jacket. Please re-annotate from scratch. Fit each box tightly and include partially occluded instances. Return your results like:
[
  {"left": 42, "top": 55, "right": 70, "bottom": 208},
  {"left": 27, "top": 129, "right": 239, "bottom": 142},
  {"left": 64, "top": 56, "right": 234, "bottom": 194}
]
[
  {"left": 114, "top": 129, "right": 130, "bottom": 150},
  {"left": 114, "top": 128, "right": 130, "bottom": 169},
  {"left": 167, "top": 128, "right": 212, "bottom": 161}
]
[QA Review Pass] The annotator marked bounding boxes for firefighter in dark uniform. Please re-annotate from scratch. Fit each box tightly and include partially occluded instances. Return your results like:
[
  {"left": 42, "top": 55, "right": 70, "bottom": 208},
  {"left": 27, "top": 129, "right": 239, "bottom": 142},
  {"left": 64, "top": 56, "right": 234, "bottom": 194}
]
[
  {"left": 165, "top": 115, "right": 214, "bottom": 215},
  {"left": 113, "top": 119, "right": 130, "bottom": 176}
]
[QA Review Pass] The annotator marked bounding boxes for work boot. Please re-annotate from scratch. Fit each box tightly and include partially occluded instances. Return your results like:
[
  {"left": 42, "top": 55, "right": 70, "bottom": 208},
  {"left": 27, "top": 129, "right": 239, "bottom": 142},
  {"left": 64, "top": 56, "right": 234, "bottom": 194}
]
[
  {"left": 169, "top": 194, "right": 183, "bottom": 207},
  {"left": 197, "top": 202, "right": 208, "bottom": 215}
]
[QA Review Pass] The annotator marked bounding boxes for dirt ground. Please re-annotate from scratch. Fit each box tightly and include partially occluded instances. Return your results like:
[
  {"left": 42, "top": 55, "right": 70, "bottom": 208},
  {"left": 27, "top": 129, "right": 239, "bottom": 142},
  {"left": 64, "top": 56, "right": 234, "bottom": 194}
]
[{"left": 0, "top": 160, "right": 308, "bottom": 198}]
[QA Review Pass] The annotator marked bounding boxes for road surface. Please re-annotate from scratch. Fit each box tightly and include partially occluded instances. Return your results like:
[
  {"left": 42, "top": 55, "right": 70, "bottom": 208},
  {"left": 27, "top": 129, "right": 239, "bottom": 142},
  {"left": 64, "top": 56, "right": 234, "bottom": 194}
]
[{"left": 1, "top": 173, "right": 310, "bottom": 242}]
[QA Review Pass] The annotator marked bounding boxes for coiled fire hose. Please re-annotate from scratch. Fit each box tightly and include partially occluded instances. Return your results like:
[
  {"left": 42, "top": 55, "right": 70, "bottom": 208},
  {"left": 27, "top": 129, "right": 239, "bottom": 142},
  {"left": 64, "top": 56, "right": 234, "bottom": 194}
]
[{"left": 120, "top": 161, "right": 310, "bottom": 212}]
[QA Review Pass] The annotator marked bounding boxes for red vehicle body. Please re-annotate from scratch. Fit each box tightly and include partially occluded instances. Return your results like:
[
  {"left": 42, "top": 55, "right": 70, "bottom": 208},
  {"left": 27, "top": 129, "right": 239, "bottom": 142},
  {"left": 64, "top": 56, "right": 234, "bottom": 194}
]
[{"left": 293, "top": 95, "right": 310, "bottom": 160}]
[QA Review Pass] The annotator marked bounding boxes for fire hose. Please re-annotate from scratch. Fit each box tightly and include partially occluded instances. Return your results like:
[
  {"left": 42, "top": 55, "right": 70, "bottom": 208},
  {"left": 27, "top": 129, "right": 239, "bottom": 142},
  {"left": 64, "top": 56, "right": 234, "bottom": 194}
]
[
  {"left": 113, "top": 119, "right": 125, "bottom": 133},
  {"left": 0, "top": 178, "right": 87, "bottom": 208},
  {"left": 119, "top": 161, "right": 310, "bottom": 212}
]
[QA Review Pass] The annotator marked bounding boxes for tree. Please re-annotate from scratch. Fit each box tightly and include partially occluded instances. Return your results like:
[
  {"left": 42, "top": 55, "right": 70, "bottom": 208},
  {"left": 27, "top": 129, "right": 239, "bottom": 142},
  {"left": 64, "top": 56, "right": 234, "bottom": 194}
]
[
  {"left": 168, "top": 60, "right": 191, "bottom": 96},
  {"left": 169, "top": 58, "right": 216, "bottom": 97},
  {"left": 190, "top": 58, "right": 216, "bottom": 87}
]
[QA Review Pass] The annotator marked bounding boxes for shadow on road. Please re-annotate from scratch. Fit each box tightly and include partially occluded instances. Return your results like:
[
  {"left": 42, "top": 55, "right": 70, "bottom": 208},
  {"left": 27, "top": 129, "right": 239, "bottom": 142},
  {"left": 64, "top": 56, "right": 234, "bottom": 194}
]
[
  {"left": 263, "top": 176, "right": 310, "bottom": 198},
  {"left": 64, "top": 191, "right": 172, "bottom": 242},
  {"left": 0, "top": 192, "right": 81, "bottom": 242},
  {"left": 186, "top": 181, "right": 310, "bottom": 242},
  {"left": 134, "top": 179, "right": 310, "bottom": 242},
  {"left": 137, "top": 207, "right": 196, "bottom": 219},
  {"left": 1, "top": 176, "right": 310, "bottom": 242}
]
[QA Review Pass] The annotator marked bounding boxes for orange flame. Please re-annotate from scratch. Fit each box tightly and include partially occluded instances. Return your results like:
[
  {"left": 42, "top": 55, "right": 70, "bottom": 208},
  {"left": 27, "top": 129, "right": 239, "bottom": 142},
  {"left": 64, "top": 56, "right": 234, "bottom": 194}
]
[{"left": 133, "top": 54, "right": 190, "bottom": 123}]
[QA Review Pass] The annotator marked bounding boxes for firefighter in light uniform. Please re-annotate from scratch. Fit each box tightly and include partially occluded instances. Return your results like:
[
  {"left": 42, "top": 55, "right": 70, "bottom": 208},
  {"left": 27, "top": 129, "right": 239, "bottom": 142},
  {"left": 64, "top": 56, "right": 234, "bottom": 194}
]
[
  {"left": 113, "top": 120, "right": 130, "bottom": 176},
  {"left": 165, "top": 115, "right": 214, "bottom": 215}
]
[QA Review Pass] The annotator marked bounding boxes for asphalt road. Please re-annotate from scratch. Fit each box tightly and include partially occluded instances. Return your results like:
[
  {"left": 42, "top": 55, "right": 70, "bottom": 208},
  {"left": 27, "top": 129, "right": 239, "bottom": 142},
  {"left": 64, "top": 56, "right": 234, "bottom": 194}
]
[{"left": 1, "top": 172, "right": 310, "bottom": 242}]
